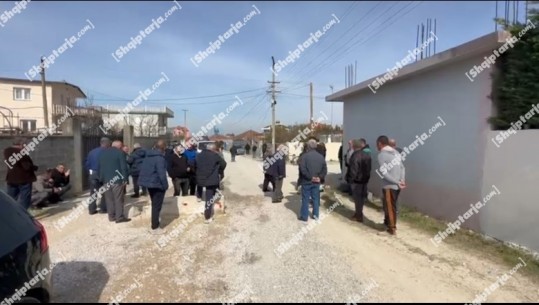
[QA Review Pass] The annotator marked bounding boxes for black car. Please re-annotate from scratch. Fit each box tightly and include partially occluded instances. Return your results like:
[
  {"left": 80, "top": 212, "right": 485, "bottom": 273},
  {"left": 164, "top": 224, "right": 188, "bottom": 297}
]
[{"left": 0, "top": 190, "right": 52, "bottom": 303}]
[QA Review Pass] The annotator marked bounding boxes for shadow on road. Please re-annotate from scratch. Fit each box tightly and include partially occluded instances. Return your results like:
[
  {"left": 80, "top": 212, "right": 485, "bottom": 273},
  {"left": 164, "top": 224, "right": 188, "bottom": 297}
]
[
  {"left": 160, "top": 196, "right": 180, "bottom": 228},
  {"left": 52, "top": 261, "right": 109, "bottom": 302}
]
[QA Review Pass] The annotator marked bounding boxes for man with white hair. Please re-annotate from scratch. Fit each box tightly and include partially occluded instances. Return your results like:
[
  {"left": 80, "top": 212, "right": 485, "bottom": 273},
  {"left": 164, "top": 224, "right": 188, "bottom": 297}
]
[
  {"left": 99, "top": 140, "right": 130, "bottom": 223},
  {"left": 297, "top": 139, "right": 327, "bottom": 222}
]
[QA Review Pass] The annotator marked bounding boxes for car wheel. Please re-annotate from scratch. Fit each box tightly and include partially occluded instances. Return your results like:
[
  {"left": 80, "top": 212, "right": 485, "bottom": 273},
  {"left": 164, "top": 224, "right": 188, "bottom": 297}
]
[{"left": 16, "top": 297, "right": 41, "bottom": 303}]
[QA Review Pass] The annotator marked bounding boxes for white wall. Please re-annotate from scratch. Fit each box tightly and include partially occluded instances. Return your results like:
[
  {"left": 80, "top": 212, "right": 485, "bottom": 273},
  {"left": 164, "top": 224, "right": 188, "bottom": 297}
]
[
  {"left": 341, "top": 54, "right": 494, "bottom": 231},
  {"left": 482, "top": 130, "right": 539, "bottom": 251}
]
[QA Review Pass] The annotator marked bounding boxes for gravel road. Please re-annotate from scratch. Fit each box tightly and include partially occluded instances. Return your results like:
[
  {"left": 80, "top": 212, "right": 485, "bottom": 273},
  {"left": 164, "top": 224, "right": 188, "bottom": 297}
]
[{"left": 38, "top": 153, "right": 539, "bottom": 303}]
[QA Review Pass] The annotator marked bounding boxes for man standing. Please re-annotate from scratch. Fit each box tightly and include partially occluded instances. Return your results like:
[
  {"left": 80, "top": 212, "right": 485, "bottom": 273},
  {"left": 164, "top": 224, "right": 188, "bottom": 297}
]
[
  {"left": 252, "top": 143, "right": 258, "bottom": 158},
  {"left": 346, "top": 139, "right": 372, "bottom": 223},
  {"left": 267, "top": 144, "right": 286, "bottom": 203},
  {"left": 245, "top": 143, "right": 251, "bottom": 155},
  {"left": 377, "top": 135, "right": 406, "bottom": 235},
  {"left": 389, "top": 138, "right": 403, "bottom": 154},
  {"left": 298, "top": 139, "right": 327, "bottom": 222},
  {"left": 4, "top": 137, "right": 37, "bottom": 209},
  {"left": 169, "top": 145, "right": 190, "bottom": 197},
  {"left": 338, "top": 144, "right": 343, "bottom": 173},
  {"left": 139, "top": 140, "right": 169, "bottom": 234},
  {"left": 229, "top": 145, "right": 237, "bottom": 162},
  {"left": 262, "top": 149, "right": 275, "bottom": 193},
  {"left": 184, "top": 141, "right": 198, "bottom": 196},
  {"left": 196, "top": 143, "right": 227, "bottom": 224},
  {"left": 127, "top": 143, "right": 147, "bottom": 198},
  {"left": 99, "top": 140, "right": 130, "bottom": 224},
  {"left": 262, "top": 142, "right": 267, "bottom": 156},
  {"left": 85, "top": 137, "right": 110, "bottom": 215}
]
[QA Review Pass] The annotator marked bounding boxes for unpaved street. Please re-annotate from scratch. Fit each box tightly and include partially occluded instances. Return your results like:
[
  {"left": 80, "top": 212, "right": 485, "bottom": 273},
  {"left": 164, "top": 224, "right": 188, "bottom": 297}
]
[{"left": 40, "top": 153, "right": 539, "bottom": 303}]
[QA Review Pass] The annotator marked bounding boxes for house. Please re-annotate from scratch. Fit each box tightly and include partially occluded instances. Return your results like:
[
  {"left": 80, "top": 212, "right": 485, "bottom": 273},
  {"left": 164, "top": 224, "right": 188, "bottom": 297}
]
[
  {"left": 0, "top": 77, "right": 86, "bottom": 133},
  {"left": 235, "top": 129, "right": 264, "bottom": 143},
  {"left": 97, "top": 104, "right": 174, "bottom": 137},
  {"left": 326, "top": 31, "right": 539, "bottom": 252}
]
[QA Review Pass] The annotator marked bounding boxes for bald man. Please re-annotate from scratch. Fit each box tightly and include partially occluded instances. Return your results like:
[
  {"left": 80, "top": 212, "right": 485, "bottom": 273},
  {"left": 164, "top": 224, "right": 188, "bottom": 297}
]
[{"left": 99, "top": 140, "right": 130, "bottom": 223}]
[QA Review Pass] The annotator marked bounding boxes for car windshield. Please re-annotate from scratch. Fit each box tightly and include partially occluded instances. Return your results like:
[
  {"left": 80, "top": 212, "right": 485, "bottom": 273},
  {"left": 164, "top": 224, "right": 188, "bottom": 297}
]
[{"left": 198, "top": 142, "right": 214, "bottom": 150}]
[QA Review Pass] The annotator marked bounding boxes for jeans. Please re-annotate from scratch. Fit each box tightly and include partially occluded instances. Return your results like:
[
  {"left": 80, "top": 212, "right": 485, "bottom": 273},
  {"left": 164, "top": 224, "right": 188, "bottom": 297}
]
[
  {"left": 351, "top": 183, "right": 367, "bottom": 218},
  {"left": 382, "top": 188, "right": 400, "bottom": 232},
  {"left": 89, "top": 172, "right": 108, "bottom": 213},
  {"left": 132, "top": 175, "right": 147, "bottom": 196},
  {"left": 204, "top": 185, "right": 218, "bottom": 220},
  {"left": 300, "top": 183, "right": 320, "bottom": 220},
  {"left": 272, "top": 177, "right": 284, "bottom": 201},
  {"left": 173, "top": 178, "right": 189, "bottom": 196},
  {"left": 149, "top": 188, "right": 166, "bottom": 230},
  {"left": 7, "top": 183, "right": 33, "bottom": 210}
]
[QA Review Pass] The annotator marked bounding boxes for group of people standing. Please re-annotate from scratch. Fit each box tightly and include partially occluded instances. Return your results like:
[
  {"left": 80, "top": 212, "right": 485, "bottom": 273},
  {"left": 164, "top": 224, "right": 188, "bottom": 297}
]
[
  {"left": 341, "top": 136, "right": 406, "bottom": 235},
  {"left": 3, "top": 137, "right": 72, "bottom": 210}
]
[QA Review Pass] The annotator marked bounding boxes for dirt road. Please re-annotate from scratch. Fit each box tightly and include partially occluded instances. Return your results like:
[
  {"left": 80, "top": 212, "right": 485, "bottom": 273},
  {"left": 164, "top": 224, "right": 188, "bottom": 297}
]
[{"left": 41, "top": 153, "right": 539, "bottom": 302}]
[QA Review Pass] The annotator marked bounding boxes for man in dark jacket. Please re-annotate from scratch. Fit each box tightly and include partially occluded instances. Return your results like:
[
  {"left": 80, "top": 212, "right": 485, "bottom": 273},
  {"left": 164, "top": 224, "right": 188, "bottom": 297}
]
[
  {"left": 196, "top": 143, "right": 227, "bottom": 223},
  {"left": 298, "top": 139, "right": 327, "bottom": 222},
  {"left": 169, "top": 145, "right": 190, "bottom": 197},
  {"left": 85, "top": 137, "right": 110, "bottom": 215},
  {"left": 49, "top": 164, "right": 71, "bottom": 203},
  {"left": 99, "top": 140, "right": 130, "bottom": 224},
  {"left": 229, "top": 145, "right": 237, "bottom": 162},
  {"left": 338, "top": 144, "right": 343, "bottom": 173},
  {"left": 267, "top": 144, "right": 286, "bottom": 203},
  {"left": 262, "top": 142, "right": 267, "bottom": 155},
  {"left": 346, "top": 139, "right": 372, "bottom": 222},
  {"left": 252, "top": 144, "right": 258, "bottom": 158},
  {"left": 4, "top": 137, "right": 38, "bottom": 209},
  {"left": 244, "top": 143, "right": 251, "bottom": 155},
  {"left": 139, "top": 139, "right": 169, "bottom": 234},
  {"left": 127, "top": 143, "right": 147, "bottom": 198},
  {"left": 262, "top": 150, "right": 275, "bottom": 193}
]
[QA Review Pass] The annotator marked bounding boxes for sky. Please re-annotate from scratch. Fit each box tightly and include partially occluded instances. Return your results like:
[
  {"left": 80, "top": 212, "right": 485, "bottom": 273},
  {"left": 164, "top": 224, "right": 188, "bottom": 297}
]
[{"left": 0, "top": 1, "right": 527, "bottom": 134}]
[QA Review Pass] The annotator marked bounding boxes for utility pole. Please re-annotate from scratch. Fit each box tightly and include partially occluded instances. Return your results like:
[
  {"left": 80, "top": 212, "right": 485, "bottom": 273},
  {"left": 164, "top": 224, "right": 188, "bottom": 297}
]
[
  {"left": 329, "top": 85, "right": 334, "bottom": 127},
  {"left": 268, "top": 57, "right": 280, "bottom": 153},
  {"left": 40, "top": 57, "right": 49, "bottom": 128},
  {"left": 182, "top": 109, "right": 188, "bottom": 128},
  {"left": 310, "top": 82, "right": 314, "bottom": 125}
]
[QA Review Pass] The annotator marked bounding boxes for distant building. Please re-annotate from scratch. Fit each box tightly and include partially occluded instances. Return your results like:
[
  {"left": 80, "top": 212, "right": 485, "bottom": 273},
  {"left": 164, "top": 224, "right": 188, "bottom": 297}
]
[{"left": 97, "top": 105, "right": 174, "bottom": 137}]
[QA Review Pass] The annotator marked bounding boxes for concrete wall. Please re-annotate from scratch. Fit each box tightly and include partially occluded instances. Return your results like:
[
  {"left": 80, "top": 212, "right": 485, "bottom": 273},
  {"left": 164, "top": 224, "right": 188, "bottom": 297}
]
[
  {"left": 0, "top": 136, "right": 75, "bottom": 190},
  {"left": 482, "top": 130, "right": 539, "bottom": 251},
  {"left": 341, "top": 54, "right": 493, "bottom": 231}
]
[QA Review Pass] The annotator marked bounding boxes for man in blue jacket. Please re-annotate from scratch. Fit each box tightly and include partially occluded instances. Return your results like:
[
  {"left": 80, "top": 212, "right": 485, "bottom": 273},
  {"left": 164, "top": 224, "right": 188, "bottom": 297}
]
[
  {"left": 139, "top": 139, "right": 169, "bottom": 234},
  {"left": 85, "top": 137, "right": 110, "bottom": 215},
  {"left": 183, "top": 142, "right": 198, "bottom": 196},
  {"left": 127, "top": 143, "right": 147, "bottom": 198},
  {"left": 267, "top": 144, "right": 286, "bottom": 203},
  {"left": 196, "top": 143, "right": 227, "bottom": 223}
]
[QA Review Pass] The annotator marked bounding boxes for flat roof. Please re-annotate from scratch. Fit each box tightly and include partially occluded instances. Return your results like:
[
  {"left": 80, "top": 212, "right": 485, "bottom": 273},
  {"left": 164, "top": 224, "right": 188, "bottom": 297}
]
[
  {"left": 0, "top": 77, "right": 87, "bottom": 98},
  {"left": 326, "top": 31, "right": 509, "bottom": 102}
]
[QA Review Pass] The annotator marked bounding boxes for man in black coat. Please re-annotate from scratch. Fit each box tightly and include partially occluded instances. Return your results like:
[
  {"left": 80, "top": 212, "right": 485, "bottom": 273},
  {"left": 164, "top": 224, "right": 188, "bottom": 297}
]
[
  {"left": 346, "top": 139, "right": 372, "bottom": 223},
  {"left": 267, "top": 144, "right": 286, "bottom": 203},
  {"left": 169, "top": 145, "right": 191, "bottom": 197},
  {"left": 195, "top": 143, "right": 227, "bottom": 223},
  {"left": 127, "top": 143, "right": 147, "bottom": 198},
  {"left": 49, "top": 164, "right": 71, "bottom": 203},
  {"left": 4, "top": 137, "right": 38, "bottom": 209},
  {"left": 229, "top": 145, "right": 237, "bottom": 162}
]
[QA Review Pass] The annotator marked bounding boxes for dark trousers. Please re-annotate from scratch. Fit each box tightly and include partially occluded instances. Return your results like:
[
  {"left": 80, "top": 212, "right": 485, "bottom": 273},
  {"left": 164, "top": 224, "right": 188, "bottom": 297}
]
[
  {"left": 104, "top": 184, "right": 126, "bottom": 221},
  {"left": 89, "top": 172, "right": 107, "bottom": 213},
  {"left": 231, "top": 154, "right": 236, "bottom": 162},
  {"left": 149, "top": 188, "right": 166, "bottom": 229},
  {"left": 132, "top": 175, "right": 147, "bottom": 196},
  {"left": 173, "top": 177, "right": 189, "bottom": 196},
  {"left": 300, "top": 183, "right": 320, "bottom": 220},
  {"left": 382, "top": 188, "right": 400, "bottom": 232},
  {"left": 263, "top": 174, "right": 275, "bottom": 191},
  {"left": 48, "top": 184, "right": 72, "bottom": 203},
  {"left": 272, "top": 177, "right": 284, "bottom": 201},
  {"left": 7, "top": 183, "right": 32, "bottom": 210},
  {"left": 351, "top": 183, "right": 367, "bottom": 218},
  {"left": 204, "top": 185, "right": 218, "bottom": 220},
  {"left": 188, "top": 173, "right": 197, "bottom": 196}
]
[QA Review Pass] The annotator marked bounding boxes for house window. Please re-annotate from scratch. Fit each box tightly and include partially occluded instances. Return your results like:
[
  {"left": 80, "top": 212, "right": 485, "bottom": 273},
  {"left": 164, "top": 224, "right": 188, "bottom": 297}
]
[
  {"left": 20, "top": 120, "right": 37, "bottom": 132},
  {"left": 13, "top": 88, "right": 31, "bottom": 100}
]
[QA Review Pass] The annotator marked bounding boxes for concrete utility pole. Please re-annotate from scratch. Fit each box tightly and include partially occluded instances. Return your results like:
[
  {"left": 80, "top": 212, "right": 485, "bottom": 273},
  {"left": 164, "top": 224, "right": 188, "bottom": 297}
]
[
  {"left": 182, "top": 109, "right": 188, "bottom": 128},
  {"left": 310, "top": 82, "right": 314, "bottom": 125},
  {"left": 268, "top": 57, "right": 280, "bottom": 153},
  {"left": 329, "top": 85, "right": 334, "bottom": 127},
  {"left": 40, "top": 57, "right": 49, "bottom": 128}
]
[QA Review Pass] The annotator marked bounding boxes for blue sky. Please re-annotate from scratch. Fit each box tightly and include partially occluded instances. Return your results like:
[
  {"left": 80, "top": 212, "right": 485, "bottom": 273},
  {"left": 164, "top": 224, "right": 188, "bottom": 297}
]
[{"left": 0, "top": 1, "right": 525, "bottom": 134}]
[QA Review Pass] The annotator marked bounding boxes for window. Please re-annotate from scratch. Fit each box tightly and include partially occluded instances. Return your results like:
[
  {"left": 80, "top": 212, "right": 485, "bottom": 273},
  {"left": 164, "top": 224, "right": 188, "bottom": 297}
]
[
  {"left": 20, "top": 120, "right": 37, "bottom": 132},
  {"left": 13, "top": 88, "right": 31, "bottom": 100}
]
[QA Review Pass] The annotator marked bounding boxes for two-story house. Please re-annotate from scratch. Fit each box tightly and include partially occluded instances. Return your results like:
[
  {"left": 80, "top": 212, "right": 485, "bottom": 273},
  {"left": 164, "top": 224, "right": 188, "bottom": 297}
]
[{"left": 0, "top": 77, "right": 86, "bottom": 133}]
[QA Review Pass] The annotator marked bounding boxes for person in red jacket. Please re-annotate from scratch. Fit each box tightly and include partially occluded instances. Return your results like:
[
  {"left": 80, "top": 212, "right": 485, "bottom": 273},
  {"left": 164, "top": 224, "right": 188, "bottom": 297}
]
[{"left": 4, "top": 137, "right": 38, "bottom": 209}]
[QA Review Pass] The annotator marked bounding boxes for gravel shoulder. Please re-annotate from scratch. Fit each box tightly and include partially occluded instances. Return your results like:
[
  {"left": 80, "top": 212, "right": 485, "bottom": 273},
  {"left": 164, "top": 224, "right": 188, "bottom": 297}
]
[{"left": 40, "top": 153, "right": 539, "bottom": 302}]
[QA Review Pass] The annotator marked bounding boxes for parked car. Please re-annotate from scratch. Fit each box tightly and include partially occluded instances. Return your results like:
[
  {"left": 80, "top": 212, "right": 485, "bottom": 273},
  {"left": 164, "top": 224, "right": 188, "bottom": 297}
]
[
  {"left": 197, "top": 141, "right": 215, "bottom": 153},
  {"left": 0, "top": 190, "right": 52, "bottom": 303},
  {"left": 235, "top": 146, "right": 246, "bottom": 155}
]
